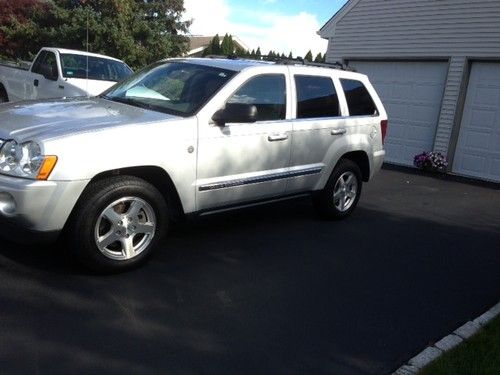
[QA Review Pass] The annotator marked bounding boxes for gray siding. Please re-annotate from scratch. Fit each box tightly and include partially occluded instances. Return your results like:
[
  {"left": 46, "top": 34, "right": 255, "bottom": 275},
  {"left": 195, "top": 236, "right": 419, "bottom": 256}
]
[{"left": 324, "top": 0, "right": 500, "bottom": 62}]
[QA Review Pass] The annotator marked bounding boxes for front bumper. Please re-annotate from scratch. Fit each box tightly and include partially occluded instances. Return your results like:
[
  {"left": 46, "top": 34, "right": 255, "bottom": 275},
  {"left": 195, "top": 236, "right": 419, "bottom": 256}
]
[{"left": 0, "top": 174, "right": 89, "bottom": 244}]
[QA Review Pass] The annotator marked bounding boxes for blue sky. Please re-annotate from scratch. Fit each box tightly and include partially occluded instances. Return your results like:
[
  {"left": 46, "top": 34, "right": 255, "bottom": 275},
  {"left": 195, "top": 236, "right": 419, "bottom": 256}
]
[
  {"left": 184, "top": 0, "right": 348, "bottom": 56},
  {"left": 230, "top": 0, "right": 345, "bottom": 27}
]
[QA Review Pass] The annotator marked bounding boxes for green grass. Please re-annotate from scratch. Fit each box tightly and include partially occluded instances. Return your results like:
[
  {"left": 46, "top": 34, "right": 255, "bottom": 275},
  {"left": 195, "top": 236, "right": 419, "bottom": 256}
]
[{"left": 419, "top": 314, "right": 500, "bottom": 375}]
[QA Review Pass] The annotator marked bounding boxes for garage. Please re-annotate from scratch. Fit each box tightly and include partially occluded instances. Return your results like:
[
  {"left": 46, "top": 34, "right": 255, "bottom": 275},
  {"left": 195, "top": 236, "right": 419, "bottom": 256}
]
[
  {"left": 453, "top": 62, "right": 500, "bottom": 182},
  {"left": 350, "top": 61, "right": 448, "bottom": 166}
]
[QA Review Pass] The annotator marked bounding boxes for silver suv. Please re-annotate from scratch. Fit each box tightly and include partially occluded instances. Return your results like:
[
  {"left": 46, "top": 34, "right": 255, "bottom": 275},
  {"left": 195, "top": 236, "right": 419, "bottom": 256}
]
[{"left": 0, "top": 57, "right": 387, "bottom": 272}]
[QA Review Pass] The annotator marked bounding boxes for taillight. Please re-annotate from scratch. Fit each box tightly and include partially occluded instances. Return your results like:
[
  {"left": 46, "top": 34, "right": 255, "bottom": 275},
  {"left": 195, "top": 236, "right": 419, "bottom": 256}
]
[{"left": 380, "top": 120, "right": 388, "bottom": 144}]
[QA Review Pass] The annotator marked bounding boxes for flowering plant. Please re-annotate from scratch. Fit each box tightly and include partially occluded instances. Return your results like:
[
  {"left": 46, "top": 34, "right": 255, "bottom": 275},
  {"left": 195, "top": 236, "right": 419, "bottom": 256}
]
[{"left": 413, "top": 151, "right": 448, "bottom": 171}]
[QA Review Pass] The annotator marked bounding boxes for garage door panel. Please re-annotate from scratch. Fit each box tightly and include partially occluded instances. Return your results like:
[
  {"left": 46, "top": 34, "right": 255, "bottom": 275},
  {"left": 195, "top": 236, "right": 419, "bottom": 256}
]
[
  {"left": 414, "top": 84, "right": 445, "bottom": 102},
  {"left": 351, "top": 61, "right": 447, "bottom": 166},
  {"left": 453, "top": 62, "right": 500, "bottom": 182},
  {"left": 459, "top": 153, "right": 486, "bottom": 174},
  {"left": 474, "top": 87, "right": 500, "bottom": 106},
  {"left": 407, "top": 124, "right": 435, "bottom": 142},
  {"left": 469, "top": 109, "right": 496, "bottom": 129}
]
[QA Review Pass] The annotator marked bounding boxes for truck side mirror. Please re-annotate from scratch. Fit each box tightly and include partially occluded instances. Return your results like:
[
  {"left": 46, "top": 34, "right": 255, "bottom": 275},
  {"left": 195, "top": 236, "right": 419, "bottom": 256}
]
[{"left": 212, "top": 103, "right": 258, "bottom": 126}]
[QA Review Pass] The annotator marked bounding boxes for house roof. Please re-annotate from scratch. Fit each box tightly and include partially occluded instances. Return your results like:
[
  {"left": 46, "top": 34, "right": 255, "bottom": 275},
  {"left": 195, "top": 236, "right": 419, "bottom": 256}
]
[
  {"left": 318, "top": 0, "right": 361, "bottom": 39},
  {"left": 188, "top": 36, "right": 214, "bottom": 51}
]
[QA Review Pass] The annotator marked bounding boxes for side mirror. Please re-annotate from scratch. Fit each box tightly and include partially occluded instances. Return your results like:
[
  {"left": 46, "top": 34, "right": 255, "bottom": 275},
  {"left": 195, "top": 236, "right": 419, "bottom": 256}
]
[
  {"left": 212, "top": 103, "right": 258, "bottom": 126},
  {"left": 40, "top": 64, "right": 58, "bottom": 81}
]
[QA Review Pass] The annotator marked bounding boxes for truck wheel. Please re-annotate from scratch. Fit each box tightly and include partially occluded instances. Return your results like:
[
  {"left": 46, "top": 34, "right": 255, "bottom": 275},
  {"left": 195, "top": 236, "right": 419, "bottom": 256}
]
[
  {"left": 68, "top": 176, "right": 168, "bottom": 273},
  {"left": 0, "top": 87, "right": 8, "bottom": 103},
  {"left": 313, "top": 159, "right": 362, "bottom": 220}
]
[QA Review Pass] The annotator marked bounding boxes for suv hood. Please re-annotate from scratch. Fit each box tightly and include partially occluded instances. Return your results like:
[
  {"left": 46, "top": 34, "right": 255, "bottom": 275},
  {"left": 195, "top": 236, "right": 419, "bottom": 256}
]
[{"left": 0, "top": 97, "right": 178, "bottom": 142}]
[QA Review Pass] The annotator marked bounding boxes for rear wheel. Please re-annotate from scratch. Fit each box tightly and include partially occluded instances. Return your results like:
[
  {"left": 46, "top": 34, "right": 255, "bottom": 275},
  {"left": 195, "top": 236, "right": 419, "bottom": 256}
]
[
  {"left": 68, "top": 176, "right": 168, "bottom": 273},
  {"left": 313, "top": 159, "right": 362, "bottom": 220}
]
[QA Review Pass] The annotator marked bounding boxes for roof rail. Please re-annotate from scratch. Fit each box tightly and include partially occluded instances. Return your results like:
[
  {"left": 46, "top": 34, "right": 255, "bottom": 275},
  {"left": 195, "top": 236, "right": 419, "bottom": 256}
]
[{"left": 204, "top": 54, "right": 356, "bottom": 71}]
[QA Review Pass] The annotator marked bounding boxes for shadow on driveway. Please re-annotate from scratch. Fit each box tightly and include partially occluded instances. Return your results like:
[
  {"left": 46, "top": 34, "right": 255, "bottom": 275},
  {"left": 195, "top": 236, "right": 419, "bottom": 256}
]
[{"left": 0, "top": 169, "right": 499, "bottom": 374}]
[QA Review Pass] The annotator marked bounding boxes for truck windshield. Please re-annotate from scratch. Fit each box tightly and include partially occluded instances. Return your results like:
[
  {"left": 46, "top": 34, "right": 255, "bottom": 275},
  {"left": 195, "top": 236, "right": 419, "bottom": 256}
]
[
  {"left": 100, "top": 61, "right": 236, "bottom": 116},
  {"left": 60, "top": 54, "right": 133, "bottom": 82}
]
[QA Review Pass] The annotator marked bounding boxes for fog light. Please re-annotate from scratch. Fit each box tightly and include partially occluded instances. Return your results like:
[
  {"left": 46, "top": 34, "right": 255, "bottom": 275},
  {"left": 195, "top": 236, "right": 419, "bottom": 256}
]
[{"left": 0, "top": 192, "right": 16, "bottom": 216}]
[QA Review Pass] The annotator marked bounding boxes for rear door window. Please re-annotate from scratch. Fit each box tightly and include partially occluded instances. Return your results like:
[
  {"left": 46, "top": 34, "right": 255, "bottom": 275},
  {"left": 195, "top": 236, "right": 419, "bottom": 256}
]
[
  {"left": 340, "top": 79, "right": 378, "bottom": 116},
  {"left": 295, "top": 75, "right": 340, "bottom": 119}
]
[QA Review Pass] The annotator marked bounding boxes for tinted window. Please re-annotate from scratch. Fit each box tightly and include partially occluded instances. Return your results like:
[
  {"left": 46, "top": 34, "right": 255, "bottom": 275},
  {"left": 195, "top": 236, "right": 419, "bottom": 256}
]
[
  {"left": 295, "top": 75, "right": 339, "bottom": 119},
  {"left": 228, "top": 74, "right": 286, "bottom": 121},
  {"left": 61, "top": 54, "right": 133, "bottom": 82},
  {"left": 341, "top": 79, "right": 378, "bottom": 116},
  {"left": 31, "top": 51, "right": 47, "bottom": 75}
]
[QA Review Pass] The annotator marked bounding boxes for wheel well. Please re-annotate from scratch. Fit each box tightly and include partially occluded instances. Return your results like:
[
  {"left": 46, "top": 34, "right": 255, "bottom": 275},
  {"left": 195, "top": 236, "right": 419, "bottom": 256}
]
[
  {"left": 91, "top": 166, "right": 185, "bottom": 221},
  {"left": 342, "top": 151, "right": 370, "bottom": 181},
  {"left": 0, "top": 84, "right": 8, "bottom": 102}
]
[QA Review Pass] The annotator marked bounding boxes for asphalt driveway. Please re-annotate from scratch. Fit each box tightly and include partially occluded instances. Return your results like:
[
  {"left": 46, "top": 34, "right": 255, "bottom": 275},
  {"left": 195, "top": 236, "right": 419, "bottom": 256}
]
[{"left": 0, "top": 168, "right": 499, "bottom": 374}]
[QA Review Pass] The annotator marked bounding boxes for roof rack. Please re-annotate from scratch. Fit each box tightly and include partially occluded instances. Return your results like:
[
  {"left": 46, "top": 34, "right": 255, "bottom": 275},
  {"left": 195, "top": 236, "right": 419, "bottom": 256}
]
[{"left": 204, "top": 54, "right": 356, "bottom": 72}]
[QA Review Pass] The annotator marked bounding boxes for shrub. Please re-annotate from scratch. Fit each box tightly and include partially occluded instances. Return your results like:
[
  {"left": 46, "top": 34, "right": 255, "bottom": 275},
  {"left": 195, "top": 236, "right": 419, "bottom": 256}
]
[{"left": 414, "top": 151, "right": 448, "bottom": 172}]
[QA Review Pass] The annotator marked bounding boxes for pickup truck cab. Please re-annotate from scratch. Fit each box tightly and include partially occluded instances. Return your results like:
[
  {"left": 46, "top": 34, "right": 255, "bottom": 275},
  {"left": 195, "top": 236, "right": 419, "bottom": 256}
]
[
  {"left": 0, "top": 57, "right": 387, "bottom": 272},
  {"left": 0, "top": 47, "right": 132, "bottom": 103}
]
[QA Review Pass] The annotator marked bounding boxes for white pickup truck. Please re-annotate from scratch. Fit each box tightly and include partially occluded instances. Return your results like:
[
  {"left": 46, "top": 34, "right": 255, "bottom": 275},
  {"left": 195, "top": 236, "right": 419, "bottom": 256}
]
[{"left": 0, "top": 47, "right": 133, "bottom": 103}]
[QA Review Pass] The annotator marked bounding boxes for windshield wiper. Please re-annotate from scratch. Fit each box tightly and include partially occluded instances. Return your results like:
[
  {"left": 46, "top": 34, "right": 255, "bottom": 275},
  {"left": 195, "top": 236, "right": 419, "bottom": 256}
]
[{"left": 102, "top": 96, "right": 156, "bottom": 111}]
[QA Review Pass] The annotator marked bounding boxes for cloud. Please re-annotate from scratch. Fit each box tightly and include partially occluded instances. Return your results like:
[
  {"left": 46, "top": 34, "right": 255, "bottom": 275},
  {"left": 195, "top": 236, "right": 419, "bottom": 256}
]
[{"left": 183, "top": 0, "right": 327, "bottom": 57}]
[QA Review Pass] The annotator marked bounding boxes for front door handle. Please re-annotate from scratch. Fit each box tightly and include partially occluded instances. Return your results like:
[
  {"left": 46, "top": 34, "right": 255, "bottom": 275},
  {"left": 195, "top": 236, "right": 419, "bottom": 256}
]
[
  {"left": 268, "top": 134, "right": 289, "bottom": 142},
  {"left": 331, "top": 128, "right": 347, "bottom": 135},
  {"left": 34, "top": 79, "right": 39, "bottom": 87}
]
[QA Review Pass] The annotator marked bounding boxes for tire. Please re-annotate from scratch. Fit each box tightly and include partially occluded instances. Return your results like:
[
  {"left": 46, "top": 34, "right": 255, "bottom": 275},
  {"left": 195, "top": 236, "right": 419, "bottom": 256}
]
[
  {"left": 67, "top": 176, "right": 168, "bottom": 273},
  {"left": 0, "top": 87, "right": 8, "bottom": 103},
  {"left": 313, "top": 159, "right": 362, "bottom": 220}
]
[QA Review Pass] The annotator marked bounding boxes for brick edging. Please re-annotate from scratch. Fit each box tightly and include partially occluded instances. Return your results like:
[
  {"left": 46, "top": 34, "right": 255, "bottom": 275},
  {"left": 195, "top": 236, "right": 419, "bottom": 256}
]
[{"left": 392, "top": 301, "right": 500, "bottom": 375}]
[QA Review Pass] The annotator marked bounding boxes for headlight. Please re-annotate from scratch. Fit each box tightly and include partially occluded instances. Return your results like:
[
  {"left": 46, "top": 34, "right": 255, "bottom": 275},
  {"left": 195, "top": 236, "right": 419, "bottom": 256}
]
[{"left": 0, "top": 140, "right": 57, "bottom": 180}]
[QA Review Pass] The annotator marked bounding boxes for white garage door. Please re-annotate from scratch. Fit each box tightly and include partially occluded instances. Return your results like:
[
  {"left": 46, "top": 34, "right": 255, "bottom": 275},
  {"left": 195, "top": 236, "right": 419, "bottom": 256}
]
[
  {"left": 350, "top": 61, "right": 447, "bottom": 166},
  {"left": 453, "top": 63, "right": 500, "bottom": 182}
]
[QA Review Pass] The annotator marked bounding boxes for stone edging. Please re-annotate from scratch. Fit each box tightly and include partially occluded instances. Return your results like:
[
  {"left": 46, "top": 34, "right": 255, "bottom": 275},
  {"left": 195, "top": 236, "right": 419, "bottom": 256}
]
[{"left": 392, "top": 301, "right": 500, "bottom": 375}]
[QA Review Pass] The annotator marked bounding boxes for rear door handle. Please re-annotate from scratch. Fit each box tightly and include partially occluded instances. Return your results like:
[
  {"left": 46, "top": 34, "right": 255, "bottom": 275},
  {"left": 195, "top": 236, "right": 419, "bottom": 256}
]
[
  {"left": 331, "top": 128, "right": 346, "bottom": 135},
  {"left": 34, "top": 79, "right": 39, "bottom": 87},
  {"left": 268, "top": 134, "right": 289, "bottom": 142}
]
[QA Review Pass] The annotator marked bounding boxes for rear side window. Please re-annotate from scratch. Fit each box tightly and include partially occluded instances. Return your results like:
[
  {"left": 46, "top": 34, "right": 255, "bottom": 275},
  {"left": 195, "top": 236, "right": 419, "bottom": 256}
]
[
  {"left": 341, "top": 79, "right": 378, "bottom": 116},
  {"left": 295, "top": 75, "right": 339, "bottom": 119},
  {"left": 228, "top": 74, "right": 286, "bottom": 121}
]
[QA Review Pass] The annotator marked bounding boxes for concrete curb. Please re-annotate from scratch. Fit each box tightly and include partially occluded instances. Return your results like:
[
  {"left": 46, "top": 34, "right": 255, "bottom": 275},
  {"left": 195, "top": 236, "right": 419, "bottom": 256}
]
[{"left": 391, "top": 301, "right": 500, "bottom": 375}]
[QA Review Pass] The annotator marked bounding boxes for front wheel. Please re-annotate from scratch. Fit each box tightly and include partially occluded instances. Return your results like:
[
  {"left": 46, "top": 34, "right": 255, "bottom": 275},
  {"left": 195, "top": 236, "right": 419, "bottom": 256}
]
[
  {"left": 67, "top": 176, "right": 168, "bottom": 273},
  {"left": 313, "top": 159, "right": 362, "bottom": 220}
]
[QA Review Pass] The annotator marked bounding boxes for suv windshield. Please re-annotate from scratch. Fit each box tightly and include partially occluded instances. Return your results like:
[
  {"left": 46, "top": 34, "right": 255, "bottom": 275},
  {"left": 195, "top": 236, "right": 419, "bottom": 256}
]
[
  {"left": 101, "top": 61, "right": 236, "bottom": 116},
  {"left": 60, "top": 54, "right": 133, "bottom": 82}
]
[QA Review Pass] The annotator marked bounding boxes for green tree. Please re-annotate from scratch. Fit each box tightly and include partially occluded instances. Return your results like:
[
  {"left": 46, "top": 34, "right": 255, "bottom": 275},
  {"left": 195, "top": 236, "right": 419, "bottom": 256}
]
[
  {"left": 0, "top": 0, "right": 191, "bottom": 70},
  {"left": 220, "top": 33, "right": 234, "bottom": 55},
  {"left": 314, "top": 52, "right": 324, "bottom": 63},
  {"left": 288, "top": 52, "right": 293, "bottom": 59},
  {"left": 304, "top": 50, "right": 313, "bottom": 62},
  {"left": 255, "top": 47, "right": 261, "bottom": 58},
  {"left": 234, "top": 46, "right": 246, "bottom": 56}
]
